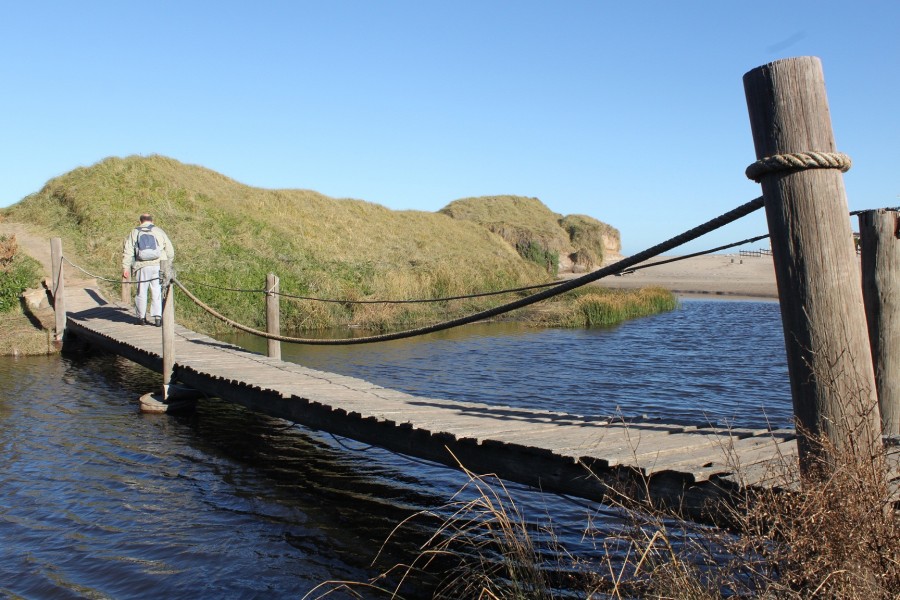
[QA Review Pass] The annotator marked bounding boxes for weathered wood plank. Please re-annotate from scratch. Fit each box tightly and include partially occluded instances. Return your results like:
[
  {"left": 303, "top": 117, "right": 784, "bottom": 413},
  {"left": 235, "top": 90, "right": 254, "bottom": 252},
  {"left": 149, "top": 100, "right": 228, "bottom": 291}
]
[{"left": 63, "top": 296, "right": 804, "bottom": 522}]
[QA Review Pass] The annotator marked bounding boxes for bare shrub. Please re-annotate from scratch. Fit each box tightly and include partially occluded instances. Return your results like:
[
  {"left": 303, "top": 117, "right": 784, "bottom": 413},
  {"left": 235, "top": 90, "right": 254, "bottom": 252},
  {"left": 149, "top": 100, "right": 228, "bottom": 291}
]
[
  {"left": 732, "top": 430, "right": 900, "bottom": 598},
  {"left": 0, "top": 234, "right": 17, "bottom": 265}
]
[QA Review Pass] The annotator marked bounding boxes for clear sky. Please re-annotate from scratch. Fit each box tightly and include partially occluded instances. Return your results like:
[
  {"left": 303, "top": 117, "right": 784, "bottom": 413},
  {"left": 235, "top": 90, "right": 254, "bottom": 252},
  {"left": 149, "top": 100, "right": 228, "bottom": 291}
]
[{"left": 1, "top": 1, "right": 897, "bottom": 255}]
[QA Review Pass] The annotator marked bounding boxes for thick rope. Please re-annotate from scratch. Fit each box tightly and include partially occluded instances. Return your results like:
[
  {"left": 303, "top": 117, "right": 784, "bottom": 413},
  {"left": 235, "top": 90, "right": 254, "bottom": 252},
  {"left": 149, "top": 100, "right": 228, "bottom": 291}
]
[
  {"left": 62, "top": 256, "right": 160, "bottom": 284},
  {"left": 62, "top": 256, "right": 120, "bottom": 282},
  {"left": 173, "top": 196, "right": 766, "bottom": 345},
  {"left": 745, "top": 151, "right": 851, "bottom": 183},
  {"left": 173, "top": 277, "right": 266, "bottom": 294},
  {"left": 274, "top": 281, "right": 560, "bottom": 304},
  {"left": 176, "top": 274, "right": 559, "bottom": 303}
]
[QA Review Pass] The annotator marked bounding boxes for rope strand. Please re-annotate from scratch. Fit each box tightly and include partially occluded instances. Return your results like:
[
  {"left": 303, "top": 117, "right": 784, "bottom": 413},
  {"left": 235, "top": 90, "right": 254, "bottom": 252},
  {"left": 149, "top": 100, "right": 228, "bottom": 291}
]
[{"left": 62, "top": 256, "right": 160, "bottom": 284}]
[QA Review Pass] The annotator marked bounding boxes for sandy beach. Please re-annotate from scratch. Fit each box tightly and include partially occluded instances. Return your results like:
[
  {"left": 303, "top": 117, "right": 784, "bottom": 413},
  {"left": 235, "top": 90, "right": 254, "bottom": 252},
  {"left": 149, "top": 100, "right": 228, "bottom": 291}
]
[{"left": 585, "top": 253, "right": 778, "bottom": 300}]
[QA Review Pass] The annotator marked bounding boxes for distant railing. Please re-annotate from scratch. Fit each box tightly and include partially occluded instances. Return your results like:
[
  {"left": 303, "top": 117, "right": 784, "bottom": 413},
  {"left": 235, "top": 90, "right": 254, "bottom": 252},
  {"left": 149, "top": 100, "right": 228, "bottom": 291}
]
[{"left": 738, "top": 248, "right": 772, "bottom": 258}]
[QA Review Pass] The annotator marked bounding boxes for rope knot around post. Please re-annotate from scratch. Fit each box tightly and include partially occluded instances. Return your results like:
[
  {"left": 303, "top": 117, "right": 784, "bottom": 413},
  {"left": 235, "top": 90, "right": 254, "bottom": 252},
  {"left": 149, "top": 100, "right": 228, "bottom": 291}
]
[{"left": 745, "top": 151, "right": 852, "bottom": 183}]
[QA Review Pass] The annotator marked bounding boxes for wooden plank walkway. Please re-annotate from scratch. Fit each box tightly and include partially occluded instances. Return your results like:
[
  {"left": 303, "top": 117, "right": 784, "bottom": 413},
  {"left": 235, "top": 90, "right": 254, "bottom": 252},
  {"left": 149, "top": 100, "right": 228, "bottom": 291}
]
[{"left": 62, "top": 285, "right": 800, "bottom": 520}]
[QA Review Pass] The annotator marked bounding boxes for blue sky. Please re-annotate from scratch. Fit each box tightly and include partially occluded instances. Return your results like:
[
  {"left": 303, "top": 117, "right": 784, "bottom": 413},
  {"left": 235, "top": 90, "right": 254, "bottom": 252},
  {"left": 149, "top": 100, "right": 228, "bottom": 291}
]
[{"left": 1, "top": 2, "right": 897, "bottom": 255}]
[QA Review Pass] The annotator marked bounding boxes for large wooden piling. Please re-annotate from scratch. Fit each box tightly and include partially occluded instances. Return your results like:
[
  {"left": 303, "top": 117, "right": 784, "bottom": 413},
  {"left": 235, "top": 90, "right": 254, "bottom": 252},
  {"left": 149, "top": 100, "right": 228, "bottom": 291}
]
[
  {"left": 743, "top": 57, "right": 882, "bottom": 466},
  {"left": 50, "top": 237, "right": 66, "bottom": 342},
  {"left": 858, "top": 209, "right": 900, "bottom": 436},
  {"left": 266, "top": 272, "right": 281, "bottom": 360}
]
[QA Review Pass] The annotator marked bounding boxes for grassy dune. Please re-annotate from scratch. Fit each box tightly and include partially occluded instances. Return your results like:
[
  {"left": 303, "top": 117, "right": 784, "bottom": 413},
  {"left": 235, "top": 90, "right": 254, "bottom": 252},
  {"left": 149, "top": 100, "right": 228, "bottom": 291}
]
[
  {"left": 440, "top": 195, "right": 620, "bottom": 273},
  {"left": 3, "top": 155, "right": 667, "bottom": 335}
]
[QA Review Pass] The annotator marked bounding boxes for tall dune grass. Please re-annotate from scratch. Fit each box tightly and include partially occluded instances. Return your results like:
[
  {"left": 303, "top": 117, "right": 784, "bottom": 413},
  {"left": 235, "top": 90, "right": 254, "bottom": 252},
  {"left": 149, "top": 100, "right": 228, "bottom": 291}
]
[{"left": 3, "top": 155, "right": 667, "bottom": 336}]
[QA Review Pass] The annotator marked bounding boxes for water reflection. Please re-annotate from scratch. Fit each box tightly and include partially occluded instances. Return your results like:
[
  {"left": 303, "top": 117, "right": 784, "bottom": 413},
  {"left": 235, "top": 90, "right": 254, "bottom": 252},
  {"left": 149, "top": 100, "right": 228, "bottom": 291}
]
[
  {"left": 0, "top": 300, "right": 791, "bottom": 597},
  {"left": 225, "top": 299, "right": 792, "bottom": 428}
]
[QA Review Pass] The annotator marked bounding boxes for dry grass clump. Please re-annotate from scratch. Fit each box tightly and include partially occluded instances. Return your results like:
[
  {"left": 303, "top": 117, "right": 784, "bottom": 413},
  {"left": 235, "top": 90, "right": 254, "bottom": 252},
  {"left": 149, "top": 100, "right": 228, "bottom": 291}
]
[
  {"left": 0, "top": 233, "right": 17, "bottom": 263},
  {"left": 732, "top": 433, "right": 900, "bottom": 598},
  {"left": 306, "top": 426, "right": 900, "bottom": 599},
  {"left": 304, "top": 464, "right": 558, "bottom": 600}
]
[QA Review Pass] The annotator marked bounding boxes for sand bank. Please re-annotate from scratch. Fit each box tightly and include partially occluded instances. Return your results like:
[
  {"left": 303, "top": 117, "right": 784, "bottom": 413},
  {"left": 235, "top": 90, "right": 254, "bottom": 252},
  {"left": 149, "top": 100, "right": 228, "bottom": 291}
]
[{"left": 582, "top": 253, "right": 778, "bottom": 300}]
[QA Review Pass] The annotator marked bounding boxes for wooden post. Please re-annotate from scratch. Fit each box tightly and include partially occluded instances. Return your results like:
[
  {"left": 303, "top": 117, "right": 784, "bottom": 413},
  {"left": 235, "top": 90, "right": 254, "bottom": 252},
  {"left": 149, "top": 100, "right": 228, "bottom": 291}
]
[
  {"left": 266, "top": 272, "right": 281, "bottom": 360},
  {"left": 743, "top": 57, "right": 882, "bottom": 465},
  {"left": 161, "top": 278, "right": 175, "bottom": 401},
  {"left": 858, "top": 209, "right": 900, "bottom": 436},
  {"left": 121, "top": 273, "right": 131, "bottom": 305},
  {"left": 50, "top": 237, "right": 66, "bottom": 342}
]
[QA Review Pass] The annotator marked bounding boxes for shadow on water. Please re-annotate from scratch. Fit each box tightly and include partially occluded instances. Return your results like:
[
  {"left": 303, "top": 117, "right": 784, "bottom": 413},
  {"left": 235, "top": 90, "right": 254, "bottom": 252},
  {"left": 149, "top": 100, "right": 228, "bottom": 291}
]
[{"left": 0, "top": 354, "right": 452, "bottom": 597}]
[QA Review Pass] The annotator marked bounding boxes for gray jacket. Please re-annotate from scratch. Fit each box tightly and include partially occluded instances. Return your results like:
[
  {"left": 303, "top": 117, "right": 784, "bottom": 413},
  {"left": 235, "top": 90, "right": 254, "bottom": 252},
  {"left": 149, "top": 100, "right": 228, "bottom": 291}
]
[{"left": 122, "top": 223, "right": 175, "bottom": 272}]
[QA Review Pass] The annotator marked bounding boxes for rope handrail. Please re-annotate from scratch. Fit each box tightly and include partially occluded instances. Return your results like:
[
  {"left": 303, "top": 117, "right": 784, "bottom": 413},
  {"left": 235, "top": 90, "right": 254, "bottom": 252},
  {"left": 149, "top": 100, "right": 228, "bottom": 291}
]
[
  {"left": 274, "top": 281, "right": 561, "bottom": 304},
  {"left": 172, "top": 196, "right": 766, "bottom": 345},
  {"left": 618, "top": 233, "right": 771, "bottom": 275},
  {"left": 62, "top": 256, "right": 161, "bottom": 284},
  {"left": 175, "top": 275, "right": 561, "bottom": 303},
  {"left": 170, "top": 277, "right": 267, "bottom": 294}
]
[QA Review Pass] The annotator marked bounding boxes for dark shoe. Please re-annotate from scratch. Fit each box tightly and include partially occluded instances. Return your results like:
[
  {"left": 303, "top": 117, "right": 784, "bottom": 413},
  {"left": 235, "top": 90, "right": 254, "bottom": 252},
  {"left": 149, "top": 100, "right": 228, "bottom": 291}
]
[{"left": 154, "top": 316, "right": 162, "bottom": 327}]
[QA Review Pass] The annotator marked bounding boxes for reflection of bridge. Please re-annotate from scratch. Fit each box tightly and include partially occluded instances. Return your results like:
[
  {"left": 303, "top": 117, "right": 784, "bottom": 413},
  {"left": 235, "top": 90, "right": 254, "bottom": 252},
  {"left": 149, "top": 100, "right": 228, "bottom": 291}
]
[{"left": 61, "top": 283, "right": 797, "bottom": 520}]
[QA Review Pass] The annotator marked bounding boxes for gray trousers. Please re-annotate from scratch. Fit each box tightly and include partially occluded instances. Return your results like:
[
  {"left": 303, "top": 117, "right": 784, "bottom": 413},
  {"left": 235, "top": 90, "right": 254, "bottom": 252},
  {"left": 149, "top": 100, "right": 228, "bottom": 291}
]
[{"left": 134, "top": 265, "right": 161, "bottom": 320}]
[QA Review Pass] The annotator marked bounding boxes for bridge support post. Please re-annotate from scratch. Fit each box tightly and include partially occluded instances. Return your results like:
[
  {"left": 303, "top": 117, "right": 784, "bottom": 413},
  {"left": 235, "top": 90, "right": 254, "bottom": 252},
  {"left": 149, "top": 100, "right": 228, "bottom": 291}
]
[
  {"left": 161, "top": 270, "right": 175, "bottom": 400},
  {"left": 50, "top": 237, "right": 66, "bottom": 342},
  {"left": 743, "top": 57, "right": 882, "bottom": 470},
  {"left": 858, "top": 209, "right": 900, "bottom": 437},
  {"left": 121, "top": 273, "right": 131, "bottom": 305},
  {"left": 266, "top": 272, "right": 281, "bottom": 360}
]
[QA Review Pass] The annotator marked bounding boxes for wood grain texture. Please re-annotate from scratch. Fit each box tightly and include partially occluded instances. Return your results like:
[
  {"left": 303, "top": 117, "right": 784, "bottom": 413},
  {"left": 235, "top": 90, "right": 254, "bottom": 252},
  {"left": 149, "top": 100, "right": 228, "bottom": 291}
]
[
  {"left": 743, "top": 57, "right": 882, "bottom": 462},
  {"left": 859, "top": 209, "right": 900, "bottom": 435},
  {"left": 265, "top": 273, "right": 281, "bottom": 360}
]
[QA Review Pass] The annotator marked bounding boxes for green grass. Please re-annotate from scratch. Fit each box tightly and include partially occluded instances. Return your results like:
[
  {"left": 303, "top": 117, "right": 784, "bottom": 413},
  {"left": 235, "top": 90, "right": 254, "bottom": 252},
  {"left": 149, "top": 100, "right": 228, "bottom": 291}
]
[
  {"left": 522, "top": 286, "right": 677, "bottom": 328},
  {"left": 0, "top": 235, "right": 42, "bottom": 313},
  {"left": 3, "top": 155, "right": 666, "bottom": 335},
  {"left": 559, "top": 213, "right": 620, "bottom": 269},
  {"left": 440, "top": 195, "right": 621, "bottom": 272}
]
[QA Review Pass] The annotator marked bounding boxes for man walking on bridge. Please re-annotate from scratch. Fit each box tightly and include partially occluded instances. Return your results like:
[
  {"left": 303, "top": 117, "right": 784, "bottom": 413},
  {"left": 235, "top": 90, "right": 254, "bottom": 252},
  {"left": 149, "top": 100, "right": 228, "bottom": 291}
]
[{"left": 122, "top": 213, "right": 175, "bottom": 326}]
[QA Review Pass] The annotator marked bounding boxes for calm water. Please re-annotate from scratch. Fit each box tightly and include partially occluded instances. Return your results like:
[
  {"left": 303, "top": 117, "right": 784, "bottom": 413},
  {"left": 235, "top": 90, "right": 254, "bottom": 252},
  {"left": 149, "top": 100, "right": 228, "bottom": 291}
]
[{"left": 0, "top": 299, "right": 790, "bottom": 598}]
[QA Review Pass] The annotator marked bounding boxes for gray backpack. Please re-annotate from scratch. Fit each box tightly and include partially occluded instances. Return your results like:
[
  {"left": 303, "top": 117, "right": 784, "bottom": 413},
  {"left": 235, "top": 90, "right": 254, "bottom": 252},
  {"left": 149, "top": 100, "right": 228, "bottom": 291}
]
[{"left": 134, "top": 225, "right": 161, "bottom": 261}]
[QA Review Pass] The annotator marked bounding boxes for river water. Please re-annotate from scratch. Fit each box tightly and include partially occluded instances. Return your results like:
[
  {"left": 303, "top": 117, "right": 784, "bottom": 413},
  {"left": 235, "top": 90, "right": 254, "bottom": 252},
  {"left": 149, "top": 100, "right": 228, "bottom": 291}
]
[{"left": 0, "top": 299, "right": 790, "bottom": 598}]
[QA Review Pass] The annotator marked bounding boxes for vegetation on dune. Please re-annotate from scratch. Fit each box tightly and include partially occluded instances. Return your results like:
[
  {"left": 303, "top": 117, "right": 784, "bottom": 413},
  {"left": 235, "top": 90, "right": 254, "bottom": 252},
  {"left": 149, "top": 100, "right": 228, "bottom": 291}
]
[
  {"left": 0, "top": 232, "right": 52, "bottom": 355},
  {"left": 3, "top": 155, "right": 663, "bottom": 336},
  {"left": 559, "top": 213, "right": 620, "bottom": 271},
  {"left": 440, "top": 195, "right": 620, "bottom": 274},
  {"left": 0, "top": 234, "right": 41, "bottom": 313},
  {"left": 537, "top": 286, "right": 677, "bottom": 328}
]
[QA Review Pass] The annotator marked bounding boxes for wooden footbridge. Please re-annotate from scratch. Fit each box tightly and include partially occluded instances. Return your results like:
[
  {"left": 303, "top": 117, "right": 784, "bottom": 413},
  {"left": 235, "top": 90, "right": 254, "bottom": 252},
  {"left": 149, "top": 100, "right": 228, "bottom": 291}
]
[
  {"left": 46, "top": 57, "right": 900, "bottom": 520},
  {"left": 60, "top": 282, "right": 797, "bottom": 519}
]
